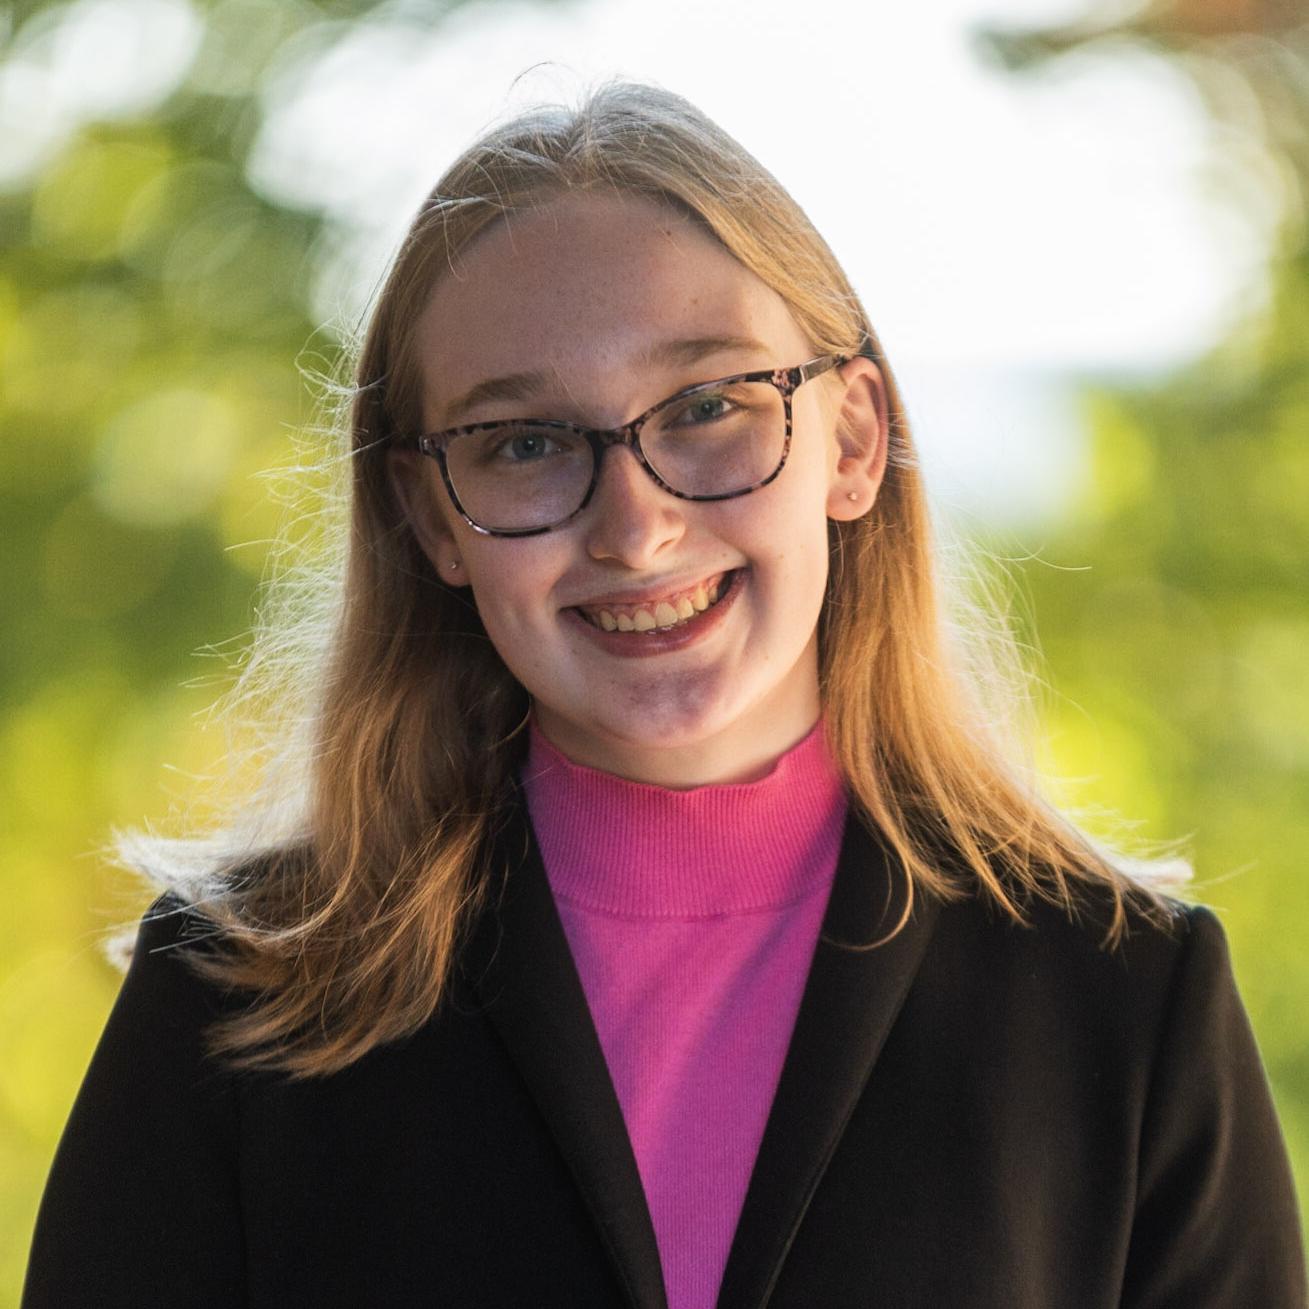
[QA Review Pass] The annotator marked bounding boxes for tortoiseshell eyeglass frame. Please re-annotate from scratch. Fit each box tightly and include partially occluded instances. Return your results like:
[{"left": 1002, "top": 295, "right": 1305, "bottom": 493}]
[{"left": 401, "top": 353, "right": 850, "bottom": 538}]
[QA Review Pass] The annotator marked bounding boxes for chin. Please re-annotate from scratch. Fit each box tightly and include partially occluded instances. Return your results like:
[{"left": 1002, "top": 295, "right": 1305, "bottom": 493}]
[{"left": 603, "top": 697, "right": 755, "bottom": 755}]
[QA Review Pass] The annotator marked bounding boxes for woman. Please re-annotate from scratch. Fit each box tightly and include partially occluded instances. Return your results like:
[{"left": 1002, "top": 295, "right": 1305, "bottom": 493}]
[{"left": 24, "top": 82, "right": 1306, "bottom": 1307}]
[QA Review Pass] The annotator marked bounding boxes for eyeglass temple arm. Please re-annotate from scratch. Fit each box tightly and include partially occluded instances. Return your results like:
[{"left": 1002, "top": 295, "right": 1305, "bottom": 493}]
[{"left": 796, "top": 353, "right": 850, "bottom": 383}]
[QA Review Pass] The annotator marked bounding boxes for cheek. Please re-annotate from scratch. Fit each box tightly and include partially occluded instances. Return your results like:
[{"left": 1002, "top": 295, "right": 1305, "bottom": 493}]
[
  {"left": 738, "top": 479, "right": 833, "bottom": 583},
  {"left": 462, "top": 549, "right": 565, "bottom": 662},
  {"left": 754, "top": 508, "right": 832, "bottom": 644},
  {"left": 469, "top": 570, "right": 530, "bottom": 638},
  {"left": 468, "top": 587, "right": 546, "bottom": 688}
]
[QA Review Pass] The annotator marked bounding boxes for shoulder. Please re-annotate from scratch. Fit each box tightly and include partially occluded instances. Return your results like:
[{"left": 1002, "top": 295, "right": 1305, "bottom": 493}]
[
  {"left": 25, "top": 901, "right": 249, "bottom": 1306},
  {"left": 130, "top": 890, "right": 223, "bottom": 953},
  {"left": 944, "top": 872, "right": 1213, "bottom": 973},
  {"left": 921, "top": 890, "right": 1306, "bottom": 1302},
  {"left": 124, "top": 890, "right": 225, "bottom": 967},
  {"left": 1029, "top": 883, "right": 1228, "bottom": 997},
  {"left": 923, "top": 878, "right": 1239, "bottom": 1057},
  {"left": 107, "top": 892, "right": 246, "bottom": 1054},
  {"left": 902, "top": 879, "right": 1290, "bottom": 1186}
]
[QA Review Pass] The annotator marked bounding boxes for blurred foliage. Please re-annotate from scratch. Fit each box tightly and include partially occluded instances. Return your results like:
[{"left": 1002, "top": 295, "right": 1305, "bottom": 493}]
[
  {"left": 1, "top": 0, "right": 1307, "bottom": 1301},
  {"left": 1013, "top": 241, "right": 1309, "bottom": 1224},
  {"left": 976, "top": 0, "right": 1309, "bottom": 1253},
  {"left": 0, "top": 0, "right": 515, "bottom": 1297}
]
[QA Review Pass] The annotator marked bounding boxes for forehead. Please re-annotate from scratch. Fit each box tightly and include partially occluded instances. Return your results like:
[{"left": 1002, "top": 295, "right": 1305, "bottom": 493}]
[{"left": 414, "top": 190, "right": 808, "bottom": 420}]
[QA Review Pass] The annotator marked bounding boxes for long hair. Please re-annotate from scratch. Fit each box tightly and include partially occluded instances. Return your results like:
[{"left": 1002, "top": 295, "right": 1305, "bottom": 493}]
[{"left": 117, "top": 81, "right": 1187, "bottom": 1078}]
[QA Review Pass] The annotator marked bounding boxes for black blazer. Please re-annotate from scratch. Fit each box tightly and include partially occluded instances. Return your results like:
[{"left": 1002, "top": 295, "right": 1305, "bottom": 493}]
[{"left": 24, "top": 800, "right": 1307, "bottom": 1307}]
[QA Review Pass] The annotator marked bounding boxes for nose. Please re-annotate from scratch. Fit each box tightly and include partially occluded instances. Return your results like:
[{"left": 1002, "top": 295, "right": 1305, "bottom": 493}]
[{"left": 582, "top": 444, "right": 686, "bottom": 568}]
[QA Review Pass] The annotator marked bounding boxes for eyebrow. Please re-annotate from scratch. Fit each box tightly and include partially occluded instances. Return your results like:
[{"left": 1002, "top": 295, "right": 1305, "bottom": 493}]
[{"left": 437, "top": 334, "right": 771, "bottom": 426}]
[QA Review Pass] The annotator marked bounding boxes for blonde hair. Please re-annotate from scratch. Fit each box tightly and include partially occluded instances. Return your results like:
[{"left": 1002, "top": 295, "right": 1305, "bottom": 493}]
[{"left": 119, "top": 81, "right": 1187, "bottom": 1078}]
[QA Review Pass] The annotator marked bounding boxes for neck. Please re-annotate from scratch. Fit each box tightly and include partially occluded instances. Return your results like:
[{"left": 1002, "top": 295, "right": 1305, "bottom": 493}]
[
  {"left": 531, "top": 727, "right": 818, "bottom": 788},
  {"left": 531, "top": 682, "right": 823, "bottom": 789}
]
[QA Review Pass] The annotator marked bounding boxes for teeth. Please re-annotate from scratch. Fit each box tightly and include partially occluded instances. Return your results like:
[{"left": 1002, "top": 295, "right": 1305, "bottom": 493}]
[{"left": 582, "top": 571, "right": 733, "bottom": 633}]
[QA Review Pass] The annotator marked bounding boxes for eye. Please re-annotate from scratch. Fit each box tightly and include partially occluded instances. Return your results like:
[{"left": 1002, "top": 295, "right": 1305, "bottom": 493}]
[
  {"left": 482, "top": 425, "right": 576, "bottom": 464},
  {"left": 674, "top": 392, "right": 736, "bottom": 426},
  {"left": 503, "top": 432, "right": 554, "bottom": 461}
]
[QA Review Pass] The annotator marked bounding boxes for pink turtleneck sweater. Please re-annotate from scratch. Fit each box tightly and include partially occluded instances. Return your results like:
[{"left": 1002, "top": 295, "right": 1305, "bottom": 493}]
[{"left": 521, "top": 721, "right": 848, "bottom": 1309}]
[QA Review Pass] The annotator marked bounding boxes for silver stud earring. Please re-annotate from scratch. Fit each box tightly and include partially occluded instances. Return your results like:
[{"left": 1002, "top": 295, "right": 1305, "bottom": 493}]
[
  {"left": 449, "top": 560, "right": 460, "bottom": 571},
  {"left": 847, "top": 491, "right": 859, "bottom": 502}
]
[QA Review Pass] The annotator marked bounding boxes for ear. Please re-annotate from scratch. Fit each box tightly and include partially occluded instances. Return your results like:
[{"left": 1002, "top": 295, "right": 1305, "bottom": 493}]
[
  {"left": 825, "top": 356, "right": 889, "bottom": 522},
  {"left": 386, "top": 449, "right": 471, "bottom": 586}
]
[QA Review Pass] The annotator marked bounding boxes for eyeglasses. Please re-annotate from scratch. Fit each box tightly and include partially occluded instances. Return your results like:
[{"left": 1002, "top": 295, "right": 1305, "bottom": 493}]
[{"left": 402, "top": 354, "right": 849, "bottom": 537}]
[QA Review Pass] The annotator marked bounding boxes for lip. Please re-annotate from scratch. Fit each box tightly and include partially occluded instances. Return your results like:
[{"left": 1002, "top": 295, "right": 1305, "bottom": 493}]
[{"left": 562, "top": 568, "right": 744, "bottom": 658}]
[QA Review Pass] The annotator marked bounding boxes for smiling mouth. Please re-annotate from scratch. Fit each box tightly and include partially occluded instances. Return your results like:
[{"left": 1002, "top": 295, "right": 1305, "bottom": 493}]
[{"left": 573, "top": 570, "right": 737, "bottom": 634}]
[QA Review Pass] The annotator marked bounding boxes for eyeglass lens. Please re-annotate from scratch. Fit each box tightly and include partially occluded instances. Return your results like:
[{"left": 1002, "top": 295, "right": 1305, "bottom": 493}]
[{"left": 443, "top": 377, "right": 787, "bottom": 533}]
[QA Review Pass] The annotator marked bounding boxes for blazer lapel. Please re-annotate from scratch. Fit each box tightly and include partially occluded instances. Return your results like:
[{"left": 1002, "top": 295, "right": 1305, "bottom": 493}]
[
  {"left": 463, "top": 795, "right": 669, "bottom": 1309},
  {"left": 716, "top": 813, "right": 941, "bottom": 1309}
]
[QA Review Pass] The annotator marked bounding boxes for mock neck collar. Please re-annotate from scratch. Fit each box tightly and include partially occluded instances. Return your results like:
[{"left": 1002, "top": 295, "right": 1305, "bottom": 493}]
[{"left": 521, "top": 719, "right": 848, "bottom": 919}]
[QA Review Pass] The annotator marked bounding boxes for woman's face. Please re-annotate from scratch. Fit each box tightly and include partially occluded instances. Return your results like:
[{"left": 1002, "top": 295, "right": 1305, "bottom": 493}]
[{"left": 390, "top": 190, "right": 886, "bottom": 786}]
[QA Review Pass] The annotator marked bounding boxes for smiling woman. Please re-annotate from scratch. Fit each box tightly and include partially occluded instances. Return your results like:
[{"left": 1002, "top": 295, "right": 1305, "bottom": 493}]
[
  {"left": 387, "top": 190, "right": 875, "bottom": 784},
  {"left": 23, "top": 82, "right": 1307, "bottom": 1308}
]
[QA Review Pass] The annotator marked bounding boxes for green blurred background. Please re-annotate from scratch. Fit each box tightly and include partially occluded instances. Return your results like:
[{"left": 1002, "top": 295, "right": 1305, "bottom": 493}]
[{"left": 2, "top": 0, "right": 1306, "bottom": 1297}]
